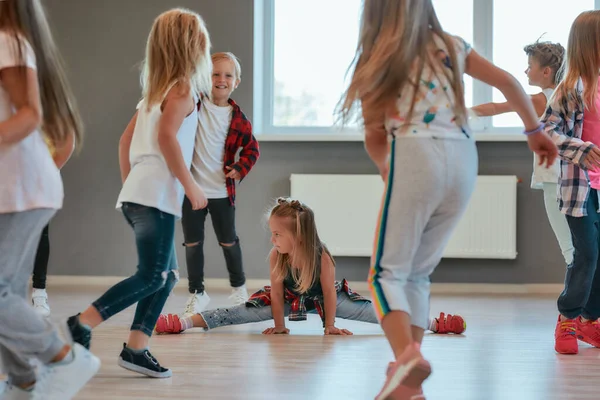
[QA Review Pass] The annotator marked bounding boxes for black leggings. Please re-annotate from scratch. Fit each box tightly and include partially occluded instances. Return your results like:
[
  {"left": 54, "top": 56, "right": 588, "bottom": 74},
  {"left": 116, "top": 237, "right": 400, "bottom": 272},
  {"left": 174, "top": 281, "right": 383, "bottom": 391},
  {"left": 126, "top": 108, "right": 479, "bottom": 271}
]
[{"left": 32, "top": 224, "right": 50, "bottom": 290}]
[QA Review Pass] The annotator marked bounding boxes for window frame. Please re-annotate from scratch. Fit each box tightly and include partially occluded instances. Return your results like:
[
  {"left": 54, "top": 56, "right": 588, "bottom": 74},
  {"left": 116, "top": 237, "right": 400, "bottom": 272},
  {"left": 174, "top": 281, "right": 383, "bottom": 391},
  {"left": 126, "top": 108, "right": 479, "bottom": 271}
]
[{"left": 253, "top": 0, "right": 600, "bottom": 142}]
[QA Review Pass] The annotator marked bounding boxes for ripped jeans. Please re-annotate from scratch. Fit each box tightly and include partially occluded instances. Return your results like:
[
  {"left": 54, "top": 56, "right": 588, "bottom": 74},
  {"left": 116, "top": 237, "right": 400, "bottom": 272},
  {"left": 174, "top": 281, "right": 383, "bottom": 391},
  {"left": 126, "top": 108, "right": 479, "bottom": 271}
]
[{"left": 92, "top": 202, "right": 179, "bottom": 336}]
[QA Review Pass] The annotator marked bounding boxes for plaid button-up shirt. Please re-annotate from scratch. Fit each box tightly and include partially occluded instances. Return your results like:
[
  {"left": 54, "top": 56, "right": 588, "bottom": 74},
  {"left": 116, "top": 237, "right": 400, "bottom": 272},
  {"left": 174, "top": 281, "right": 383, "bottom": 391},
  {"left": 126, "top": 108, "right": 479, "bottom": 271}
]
[
  {"left": 245, "top": 279, "right": 370, "bottom": 327},
  {"left": 199, "top": 97, "right": 260, "bottom": 205},
  {"left": 541, "top": 84, "right": 595, "bottom": 217}
]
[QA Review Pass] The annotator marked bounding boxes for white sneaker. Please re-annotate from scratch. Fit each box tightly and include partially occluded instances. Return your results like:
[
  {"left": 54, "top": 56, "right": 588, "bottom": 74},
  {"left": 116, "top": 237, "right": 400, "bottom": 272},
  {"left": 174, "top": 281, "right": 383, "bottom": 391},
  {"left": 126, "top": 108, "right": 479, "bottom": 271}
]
[
  {"left": 2, "top": 344, "right": 100, "bottom": 400},
  {"left": 33, "top": 343, "right": 100, "bottom": 400},
  {"left": 182, "top": 291, "right": 210, "bottom": 318},
  {"left": 2, "top": 384, "right": 32, "bottom": 400},
  {"left": 229, "top": 285, "right": 248, "bottom": 306},
  {"left": 31, "top": 289, "right": 50, "bottom": 317}
]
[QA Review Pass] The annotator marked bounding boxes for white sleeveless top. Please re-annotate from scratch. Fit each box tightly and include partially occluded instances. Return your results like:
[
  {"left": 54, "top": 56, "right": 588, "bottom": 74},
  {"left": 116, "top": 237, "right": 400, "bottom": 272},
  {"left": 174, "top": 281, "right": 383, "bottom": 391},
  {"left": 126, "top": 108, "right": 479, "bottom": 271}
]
[
  {"left": 116, "top": 84, "right": 198, "bottom": 218},
  {"left": 0, "top": 31, "right": 63, "bottom": 213},
  {"left": 531, "top": 87, "right": 559, "bottom": 189}
]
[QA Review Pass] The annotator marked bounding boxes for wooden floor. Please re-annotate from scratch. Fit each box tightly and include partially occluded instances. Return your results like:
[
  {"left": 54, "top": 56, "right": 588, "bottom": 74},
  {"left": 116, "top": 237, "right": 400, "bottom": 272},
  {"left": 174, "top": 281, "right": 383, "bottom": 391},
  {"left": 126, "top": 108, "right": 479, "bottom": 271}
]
[{"left": 32, "top": 285, "right": 600, "bottom": 399}]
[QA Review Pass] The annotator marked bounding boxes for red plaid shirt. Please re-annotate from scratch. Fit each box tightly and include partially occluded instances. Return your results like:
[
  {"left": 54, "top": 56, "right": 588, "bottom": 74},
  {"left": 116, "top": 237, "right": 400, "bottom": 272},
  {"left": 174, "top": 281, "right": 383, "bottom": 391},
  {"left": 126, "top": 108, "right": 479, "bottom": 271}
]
[
  {"left": 245, "top": 279, "right": 370, "bottom": 326},
  {"left": 198, "top": 97, "right": 260, "bottom": 205}
]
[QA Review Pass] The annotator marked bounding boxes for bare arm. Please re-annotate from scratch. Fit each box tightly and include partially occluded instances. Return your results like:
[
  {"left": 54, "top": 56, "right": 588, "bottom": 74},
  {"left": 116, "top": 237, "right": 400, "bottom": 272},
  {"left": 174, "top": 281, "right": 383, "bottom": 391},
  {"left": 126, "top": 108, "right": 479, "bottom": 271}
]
[
  {"left": 118, "top": 111, "right": 138, "bottom": 183},
  {"left": 158, "top": 83, "right": 207, "bottom": 209},
  {"left": 465, "top": 49, "right": 557, "bottom": 167},
  {"left": 320, "top": 253, "right": 337, "bottom": 329},
  {"left": 472, "top": 93, "right": 548, "bottom": 118},
  {"left": 158, "top": 83, "right": 196, "bottom": 190},
  {"left": 465, "top": 51, "right": 539, "bottom": 131},
  {"left": 319, "top": 253, "right": 353, "bottom": 335},
  {"left": 267, "top": 248, "right": 288, "bottom": 333},
  {"left": 0, "top": 67, "right": 41, "bottom": 145},
  {"left": 363, "top": 112, "right": 389, "bottom": 179}
]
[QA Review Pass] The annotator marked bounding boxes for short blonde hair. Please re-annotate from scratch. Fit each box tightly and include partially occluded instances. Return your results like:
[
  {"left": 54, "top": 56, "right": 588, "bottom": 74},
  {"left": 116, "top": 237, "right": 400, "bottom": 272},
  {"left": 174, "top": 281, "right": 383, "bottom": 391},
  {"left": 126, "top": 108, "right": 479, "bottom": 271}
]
[{"left": 212, "top": 52, "right": 241, "bottom": 81}]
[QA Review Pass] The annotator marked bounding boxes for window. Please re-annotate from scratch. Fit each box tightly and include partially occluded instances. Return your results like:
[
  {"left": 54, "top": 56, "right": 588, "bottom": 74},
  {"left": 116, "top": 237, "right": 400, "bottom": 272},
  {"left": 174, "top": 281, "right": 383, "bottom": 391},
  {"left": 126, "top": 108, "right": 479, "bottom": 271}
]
[{"left": 256, "top": 0, "right": 600, "bottom": 139}]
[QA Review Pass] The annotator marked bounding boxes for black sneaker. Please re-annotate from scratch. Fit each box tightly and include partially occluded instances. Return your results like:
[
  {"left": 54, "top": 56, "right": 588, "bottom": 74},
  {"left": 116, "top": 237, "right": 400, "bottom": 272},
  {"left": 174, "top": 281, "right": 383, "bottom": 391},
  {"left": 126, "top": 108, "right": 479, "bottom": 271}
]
[
  {"left": 67, "top": 314, "right": 92, "bottom": 350},
  {"left": 117, "top": 343, "right": 172, "bottom": 378}
]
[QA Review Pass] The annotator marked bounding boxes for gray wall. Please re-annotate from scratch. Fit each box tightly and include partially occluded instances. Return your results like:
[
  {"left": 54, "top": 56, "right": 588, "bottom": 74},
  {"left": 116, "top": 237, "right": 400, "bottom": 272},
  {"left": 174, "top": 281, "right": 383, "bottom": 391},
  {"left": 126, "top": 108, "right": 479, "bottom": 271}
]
[{"left": 43, "top": 0, "right": 565, "bottom": 284}]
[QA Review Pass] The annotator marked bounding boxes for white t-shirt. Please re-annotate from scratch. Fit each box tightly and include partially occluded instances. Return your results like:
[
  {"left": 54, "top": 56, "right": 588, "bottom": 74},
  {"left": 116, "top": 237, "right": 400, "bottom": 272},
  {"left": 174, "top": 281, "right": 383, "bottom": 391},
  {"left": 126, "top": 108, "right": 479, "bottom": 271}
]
[
  {"left": 0, "top": 31, "right": 63, "bottom": 213},
  {"left": 385, "top": 34, "right": 473, "bottom": 140},
  {"left": 116, "top": 85, "right": 198, "bottom": 218},
  {"left": 191, "top": 99, "right": 231, "bottom": 199},
  {"left": 531, "top": 87, "right": 559, "bottom": 189}
]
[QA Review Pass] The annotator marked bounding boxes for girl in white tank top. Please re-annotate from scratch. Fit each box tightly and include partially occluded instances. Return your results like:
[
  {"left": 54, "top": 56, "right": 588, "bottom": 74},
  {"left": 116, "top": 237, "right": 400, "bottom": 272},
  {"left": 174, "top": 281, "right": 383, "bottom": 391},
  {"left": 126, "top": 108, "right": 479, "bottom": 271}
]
[{"left": 64, "top": 8, "right": 213, "bottom": 379}]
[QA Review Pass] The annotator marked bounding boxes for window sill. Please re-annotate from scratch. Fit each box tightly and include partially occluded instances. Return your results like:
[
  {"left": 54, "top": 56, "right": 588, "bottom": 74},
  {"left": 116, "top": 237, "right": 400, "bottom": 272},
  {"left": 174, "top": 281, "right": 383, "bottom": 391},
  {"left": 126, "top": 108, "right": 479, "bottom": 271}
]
[{"left": 255, "top": 131, "right": 528, "bottom": 142}]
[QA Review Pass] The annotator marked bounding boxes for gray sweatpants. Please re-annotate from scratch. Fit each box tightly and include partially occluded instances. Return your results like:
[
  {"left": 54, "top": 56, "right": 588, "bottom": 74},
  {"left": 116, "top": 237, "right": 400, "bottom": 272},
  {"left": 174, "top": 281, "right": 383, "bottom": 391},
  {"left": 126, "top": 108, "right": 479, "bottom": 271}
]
[
  {"left": 200, "top": 291, "right": 377, "bottom": 330},
  {"left": 368, "top": 137, "right": 478, "bottom": 329},
  {"left": 0, "top": 209, "right": 64, "bottom": 385}
]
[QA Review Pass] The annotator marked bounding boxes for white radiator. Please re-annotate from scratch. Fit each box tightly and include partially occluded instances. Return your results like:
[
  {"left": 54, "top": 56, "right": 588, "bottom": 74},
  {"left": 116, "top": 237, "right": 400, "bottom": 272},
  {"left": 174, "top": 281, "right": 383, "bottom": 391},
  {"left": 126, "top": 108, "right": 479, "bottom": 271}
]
[{"left": 289, "top": 174, "right": 518, "bottom": 259}]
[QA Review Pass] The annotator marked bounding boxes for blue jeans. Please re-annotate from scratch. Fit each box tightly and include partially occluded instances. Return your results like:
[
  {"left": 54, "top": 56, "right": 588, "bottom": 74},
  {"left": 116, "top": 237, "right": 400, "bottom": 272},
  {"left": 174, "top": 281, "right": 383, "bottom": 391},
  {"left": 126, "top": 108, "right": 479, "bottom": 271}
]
[
  {"left": 92, "top": 203, "right": 179, "bottom": 336},
  {"left": 199, "top": 292, "right": 377, "bottom": 330},
  {"left": 560, "top": 190, "right": 600, "bottom": 319}
]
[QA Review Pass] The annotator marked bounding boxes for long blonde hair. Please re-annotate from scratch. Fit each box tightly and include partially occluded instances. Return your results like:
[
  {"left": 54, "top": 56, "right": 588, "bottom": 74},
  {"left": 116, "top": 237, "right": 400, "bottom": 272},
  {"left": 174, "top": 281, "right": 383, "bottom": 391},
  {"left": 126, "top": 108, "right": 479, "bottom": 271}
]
[
  {"left": 0, "top": 0, "right": 83, "bottom": 151},
  {"left": 338, "top": 0, "right": 466, "bottom": 132},
  {"left": 269, "top": 197, "right": 334, "bottom": 294},
  {"left": 552, "top": 10, "right": 600, "bottom": 113},
  {"left": 141, "top": 8, "right": 212, "bottom": 107}
]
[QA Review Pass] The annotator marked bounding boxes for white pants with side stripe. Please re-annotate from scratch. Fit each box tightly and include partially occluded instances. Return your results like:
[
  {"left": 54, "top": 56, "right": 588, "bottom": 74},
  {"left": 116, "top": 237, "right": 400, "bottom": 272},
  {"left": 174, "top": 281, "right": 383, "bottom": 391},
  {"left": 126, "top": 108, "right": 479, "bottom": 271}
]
[{"left": 368, "top": 136, "right": 478, "bottom": 329}]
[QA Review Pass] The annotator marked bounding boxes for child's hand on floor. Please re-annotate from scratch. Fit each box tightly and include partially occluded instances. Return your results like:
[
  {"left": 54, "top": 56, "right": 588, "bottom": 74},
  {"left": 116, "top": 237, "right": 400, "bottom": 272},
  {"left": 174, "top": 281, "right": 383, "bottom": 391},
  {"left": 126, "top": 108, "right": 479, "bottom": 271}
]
[
  {"left": 324, "top": 326, "right": 353, "bottom": 335},
  {"left": 262, "top": 326, "right": 290, "bottom": 335}
]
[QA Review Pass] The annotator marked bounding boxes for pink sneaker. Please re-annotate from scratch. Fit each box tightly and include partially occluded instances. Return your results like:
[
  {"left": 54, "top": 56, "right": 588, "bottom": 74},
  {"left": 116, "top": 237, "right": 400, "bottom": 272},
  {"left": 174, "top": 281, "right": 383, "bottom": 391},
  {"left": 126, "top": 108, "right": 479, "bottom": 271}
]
[{"left": 375, "top": 342, "right": 431, "bottom": 400}]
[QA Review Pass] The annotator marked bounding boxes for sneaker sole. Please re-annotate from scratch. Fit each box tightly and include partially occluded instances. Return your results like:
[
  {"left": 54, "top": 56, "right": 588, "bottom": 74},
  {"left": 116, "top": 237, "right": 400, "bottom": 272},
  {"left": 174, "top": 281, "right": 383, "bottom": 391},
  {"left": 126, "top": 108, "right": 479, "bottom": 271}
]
[
  {"left": 118, "top": 358, "right": 172, "bottom": 378},
  {"left": 576, "top": 333, "right": 600, "bottom": 348},
  {"left": 375, "top": 358, "right": 431, "bottom": 400}
]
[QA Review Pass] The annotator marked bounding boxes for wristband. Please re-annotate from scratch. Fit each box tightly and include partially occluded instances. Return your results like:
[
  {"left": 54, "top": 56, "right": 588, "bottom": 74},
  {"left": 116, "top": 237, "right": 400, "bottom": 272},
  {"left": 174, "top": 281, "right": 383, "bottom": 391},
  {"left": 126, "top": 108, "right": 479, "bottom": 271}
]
[{"left": 524, "top": 123, "right": 544, "bottom": 135}]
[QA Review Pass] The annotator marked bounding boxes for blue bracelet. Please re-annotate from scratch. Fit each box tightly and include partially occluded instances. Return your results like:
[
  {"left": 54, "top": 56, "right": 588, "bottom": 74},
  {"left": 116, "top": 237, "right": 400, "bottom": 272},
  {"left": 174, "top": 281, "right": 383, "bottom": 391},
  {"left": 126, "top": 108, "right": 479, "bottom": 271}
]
[{"left": 524, "top": 123, "right": 544, "bottom": 135}]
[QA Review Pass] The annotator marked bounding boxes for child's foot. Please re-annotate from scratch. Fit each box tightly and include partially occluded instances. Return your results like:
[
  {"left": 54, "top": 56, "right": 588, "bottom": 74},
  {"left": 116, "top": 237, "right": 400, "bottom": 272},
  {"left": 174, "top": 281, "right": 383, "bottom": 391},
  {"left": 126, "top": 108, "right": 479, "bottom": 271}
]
[
  {"left": 576, "top": 316, "right": 600, "bottom": 347},
  {"left": 155, "top": 314, "right": 185, "bottom": 334},
  {"left": 428, "top": 312, "right": 465, "bottom": 334},
  {"left": 555, "top": 315, "right": 578, "bottom": 354},
  {"left": 229, "top": 284, "right": 248, "bottom": 306},
  {"left": 66, "top": 314, "right": 92, "bottom": 350},
  {"left": 117, "top": 343, "right": 172, "bottom": 378},
  {"left": 23, "top": 343, "right": 100, "bottom": 400},
  {"left": 182, "top": 291, "right": 210, "bottom": 318},
  {"left": 375, "top": 342, "right": 431, "bottom": 400},
  {"left": 32, "top": 288, "right": 51, "bottom": 317}
]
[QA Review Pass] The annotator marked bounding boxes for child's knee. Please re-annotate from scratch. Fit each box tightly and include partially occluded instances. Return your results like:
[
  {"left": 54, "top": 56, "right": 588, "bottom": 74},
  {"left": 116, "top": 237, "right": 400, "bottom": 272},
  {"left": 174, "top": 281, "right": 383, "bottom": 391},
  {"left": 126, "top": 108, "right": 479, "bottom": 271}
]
[{"left": 219, "top": 237, "right": 240, "bottom": 249}]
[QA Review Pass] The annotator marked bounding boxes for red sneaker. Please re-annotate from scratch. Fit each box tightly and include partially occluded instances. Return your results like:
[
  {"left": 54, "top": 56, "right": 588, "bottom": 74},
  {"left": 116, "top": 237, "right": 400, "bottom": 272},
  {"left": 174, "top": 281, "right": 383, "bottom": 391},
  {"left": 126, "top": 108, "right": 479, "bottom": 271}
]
[
  {"left": 576, "top": 317, "right": 600, "bottom": 348},
  {"left": 375, "top": 342, "right": 431, "bottom": 400},
  {"left": 554, "top": 315, "right": 578, "bottom": 354},
  {"left": 155, "top": 313, "right": 184, "bottom": 334},
  {"left": 429, "top": 312, "right": 466, "bottom": 334}
]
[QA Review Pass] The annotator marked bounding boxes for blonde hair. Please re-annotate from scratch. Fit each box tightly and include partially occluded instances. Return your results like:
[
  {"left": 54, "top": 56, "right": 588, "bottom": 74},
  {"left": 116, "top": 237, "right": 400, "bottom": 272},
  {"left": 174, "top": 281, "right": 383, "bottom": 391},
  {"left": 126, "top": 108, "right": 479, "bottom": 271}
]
[
  {"left": 553, "top": 10, "right": 600, "bottom": 113},
  {"left": 269, "top": 197, "right": 334, "bottom": 294},
  {"left": 338, "top": 0, "right": 466, "bottom": 133},
  {"left": 141, "top": 8, "right": 212, "bottom": 107},
  {"left": 212, "top": 52, "right": 241, "bottom": 81},
  {"left": 0, "top": 0, "right": 83, "bottom": 152},
  {"left": 523, "top": 39, "right": 565, "bottom": 85}
]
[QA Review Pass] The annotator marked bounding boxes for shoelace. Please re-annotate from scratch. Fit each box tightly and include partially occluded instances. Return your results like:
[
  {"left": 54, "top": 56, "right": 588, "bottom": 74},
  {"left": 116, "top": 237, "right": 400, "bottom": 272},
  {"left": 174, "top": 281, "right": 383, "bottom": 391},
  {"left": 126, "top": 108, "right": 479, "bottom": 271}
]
[
  {"left": 559, "top": 321, "right": 576, "bottom": 337},
  {"left": 184, "top": 296, "right": 198, "bottom": 315},
  {"left": 229, "top": 290, "right": 247, "bottom": 304},
  {"left": 144, "top": 350, "right": 163, "bottom": 369}
]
